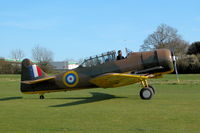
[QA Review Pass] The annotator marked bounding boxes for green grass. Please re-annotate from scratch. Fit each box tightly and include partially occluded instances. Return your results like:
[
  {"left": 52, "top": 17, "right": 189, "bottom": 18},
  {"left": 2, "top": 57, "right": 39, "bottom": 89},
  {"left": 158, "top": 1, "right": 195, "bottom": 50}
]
[{"left": 0, "top": 74, "right": 200, "bottom": 133}]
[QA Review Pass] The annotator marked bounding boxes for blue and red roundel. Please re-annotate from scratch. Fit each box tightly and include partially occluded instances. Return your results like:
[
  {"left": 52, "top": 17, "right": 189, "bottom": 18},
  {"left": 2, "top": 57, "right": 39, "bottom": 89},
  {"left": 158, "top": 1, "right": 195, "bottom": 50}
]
[
  {"left": 66, "top": 73, "right": 76, "bottom": 84},
  {"left": 63, "top": 71, "right": 79, "bottom": 87}
]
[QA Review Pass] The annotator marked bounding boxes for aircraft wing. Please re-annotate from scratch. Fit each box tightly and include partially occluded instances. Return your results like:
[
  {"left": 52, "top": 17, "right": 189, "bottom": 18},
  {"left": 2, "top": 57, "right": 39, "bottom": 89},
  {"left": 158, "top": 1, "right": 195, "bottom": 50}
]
[
  {"left": 21, "top": 76, "right": 56, "bottom": 84},
  {"left": 90, "top": 73, "right": 152, "bottom": 88}
]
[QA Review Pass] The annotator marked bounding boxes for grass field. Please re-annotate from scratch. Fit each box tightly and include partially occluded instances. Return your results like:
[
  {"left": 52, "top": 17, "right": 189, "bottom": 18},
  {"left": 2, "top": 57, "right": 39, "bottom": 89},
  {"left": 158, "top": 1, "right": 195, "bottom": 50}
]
[{"left": 0, "top": 74, "right": 200, "bottom": 133}]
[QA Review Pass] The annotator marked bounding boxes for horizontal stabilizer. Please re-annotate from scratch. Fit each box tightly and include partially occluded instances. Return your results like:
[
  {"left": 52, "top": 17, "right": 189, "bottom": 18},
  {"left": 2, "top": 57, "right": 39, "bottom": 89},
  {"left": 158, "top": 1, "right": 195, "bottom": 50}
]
[{"left": 21, "top": 76, "right": 55, "bottom": 84}]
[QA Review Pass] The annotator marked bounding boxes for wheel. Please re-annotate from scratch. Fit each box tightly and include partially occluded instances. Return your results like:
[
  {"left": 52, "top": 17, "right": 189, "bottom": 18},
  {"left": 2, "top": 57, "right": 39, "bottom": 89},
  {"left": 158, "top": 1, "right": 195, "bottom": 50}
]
[
  {"left": 148, "top": 85, "right": 155, "bottom": 94},
  {"left": 140, "top": 87, "right": 153, "bottom": 100},
  {"left": 40, "top": 95, "right": 45, "bottom": 99},
  {"left": 40, "top": 95, "right": 44, "bottom": 99}
]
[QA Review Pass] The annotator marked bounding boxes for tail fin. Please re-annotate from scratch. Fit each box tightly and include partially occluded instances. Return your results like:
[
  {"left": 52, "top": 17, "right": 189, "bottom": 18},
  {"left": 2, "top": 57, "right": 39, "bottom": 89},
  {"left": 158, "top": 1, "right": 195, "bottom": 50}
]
[
  {"left": 21, "top": 59, "right": 56, "bottom": 94},
  {"left": 21, "top": 59, "right": 47, "bottom": 81}
]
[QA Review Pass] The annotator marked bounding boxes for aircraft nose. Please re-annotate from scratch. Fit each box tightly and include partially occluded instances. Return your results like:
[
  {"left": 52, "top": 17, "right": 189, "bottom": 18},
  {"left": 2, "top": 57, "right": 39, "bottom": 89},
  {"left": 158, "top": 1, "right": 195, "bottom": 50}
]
[{"left": 156, "top": 49, "right": 174, "bottom": 72}]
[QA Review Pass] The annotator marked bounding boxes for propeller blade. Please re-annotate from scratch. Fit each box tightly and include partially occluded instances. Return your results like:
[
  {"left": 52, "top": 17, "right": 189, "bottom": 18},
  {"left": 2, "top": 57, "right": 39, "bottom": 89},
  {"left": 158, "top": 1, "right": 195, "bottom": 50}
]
[{"left": 171, "top": 50, "right": 180, "bottom": 83}]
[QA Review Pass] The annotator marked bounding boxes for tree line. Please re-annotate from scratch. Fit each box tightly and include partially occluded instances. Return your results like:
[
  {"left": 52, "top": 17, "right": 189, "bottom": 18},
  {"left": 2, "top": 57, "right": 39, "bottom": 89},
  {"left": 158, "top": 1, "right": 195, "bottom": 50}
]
[
  {"left": 140, "top": 24, "right": 200, "bottom": 73},
  {"left": 0, "top": 46, "right": 54, "bottom": 74}
]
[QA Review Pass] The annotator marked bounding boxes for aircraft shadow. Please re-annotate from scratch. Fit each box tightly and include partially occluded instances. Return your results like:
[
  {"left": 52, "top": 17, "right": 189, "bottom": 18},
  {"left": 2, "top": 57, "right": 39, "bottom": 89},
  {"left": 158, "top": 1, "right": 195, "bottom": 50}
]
[
  {"left": 49, "top": 92, "right": 126, "bottom": 107},
  {"left": 0, "top": 96, "right": 22, "bottom": 101}
]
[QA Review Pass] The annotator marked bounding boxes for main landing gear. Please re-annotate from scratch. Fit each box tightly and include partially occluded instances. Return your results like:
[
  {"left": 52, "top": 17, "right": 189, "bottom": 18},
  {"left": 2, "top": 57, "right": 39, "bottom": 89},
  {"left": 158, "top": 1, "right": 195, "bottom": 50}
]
[
  {"left": 40, "top": 95, "right": 45, "bottom": 99},
  {"left": 139, "top": 79, "right": 155, "bottom": 100}
]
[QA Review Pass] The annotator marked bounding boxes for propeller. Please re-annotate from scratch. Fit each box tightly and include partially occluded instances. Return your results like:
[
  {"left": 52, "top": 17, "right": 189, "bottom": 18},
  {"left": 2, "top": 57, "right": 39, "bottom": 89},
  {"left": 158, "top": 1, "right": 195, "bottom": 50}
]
[{"left": 171, "top": 50, "right": 180, "bottom": 83}]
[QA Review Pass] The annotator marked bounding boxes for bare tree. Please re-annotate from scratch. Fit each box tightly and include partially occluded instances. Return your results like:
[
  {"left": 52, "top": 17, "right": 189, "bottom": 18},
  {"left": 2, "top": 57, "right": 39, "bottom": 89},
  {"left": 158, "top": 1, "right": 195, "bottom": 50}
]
[
  {"left": 32, "top": 45, "right": 53, "bottom": 63},
  {"left": 32, "top": 45, "right": 54, "bottom": 73},
  {"left": 11, "top": 49, "right": 25, "bottom": 60},
  {"left": 140, "top": 24, "right": 188, "bottom": 55},
  {"left": 158, "top": 39, "right": 189, "bottom": 55}
]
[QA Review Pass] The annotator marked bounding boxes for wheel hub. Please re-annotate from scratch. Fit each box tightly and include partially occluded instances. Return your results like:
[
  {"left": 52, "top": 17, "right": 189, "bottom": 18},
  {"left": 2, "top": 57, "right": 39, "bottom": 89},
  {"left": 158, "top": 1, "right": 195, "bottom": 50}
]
[{"left": 143, "top": 90, "right": 151, "bottom": 98}]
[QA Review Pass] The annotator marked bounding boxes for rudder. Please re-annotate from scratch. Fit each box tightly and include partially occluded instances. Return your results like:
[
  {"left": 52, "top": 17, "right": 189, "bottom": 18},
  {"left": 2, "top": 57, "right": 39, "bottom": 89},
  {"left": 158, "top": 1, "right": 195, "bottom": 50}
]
[{"left": 21, "top": 59, "right": 47, "bottom": 81}]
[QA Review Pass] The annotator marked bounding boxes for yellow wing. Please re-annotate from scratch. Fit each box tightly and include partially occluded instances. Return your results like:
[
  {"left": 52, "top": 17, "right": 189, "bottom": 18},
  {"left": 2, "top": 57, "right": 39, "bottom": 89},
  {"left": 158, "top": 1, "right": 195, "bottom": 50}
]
[{"left": 90, "top": 73, "right": 151, "bottom": 88}]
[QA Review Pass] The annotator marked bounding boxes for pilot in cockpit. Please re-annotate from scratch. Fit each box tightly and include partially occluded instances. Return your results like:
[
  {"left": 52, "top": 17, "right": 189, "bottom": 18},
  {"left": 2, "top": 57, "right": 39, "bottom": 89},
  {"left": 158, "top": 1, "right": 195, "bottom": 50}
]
[{"left": 117, "top": 50, "right": 125, "bottom": 60}]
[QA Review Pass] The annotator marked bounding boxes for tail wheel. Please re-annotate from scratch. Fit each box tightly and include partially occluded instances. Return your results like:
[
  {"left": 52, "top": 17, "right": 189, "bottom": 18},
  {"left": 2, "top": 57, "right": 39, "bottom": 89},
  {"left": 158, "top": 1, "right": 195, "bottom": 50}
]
[
  {"left": 40, "top": 95, "right": 45, "bottom": 99},
  {"left": 140, "top": 87, "right": 153, "bottom": 100}
]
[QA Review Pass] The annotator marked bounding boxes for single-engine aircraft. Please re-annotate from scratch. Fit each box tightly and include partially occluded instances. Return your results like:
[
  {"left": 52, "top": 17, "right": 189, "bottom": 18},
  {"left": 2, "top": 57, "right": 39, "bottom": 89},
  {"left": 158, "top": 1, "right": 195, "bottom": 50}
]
[{"left": 20, "top": 49, "right": 175, "bottom": 100}]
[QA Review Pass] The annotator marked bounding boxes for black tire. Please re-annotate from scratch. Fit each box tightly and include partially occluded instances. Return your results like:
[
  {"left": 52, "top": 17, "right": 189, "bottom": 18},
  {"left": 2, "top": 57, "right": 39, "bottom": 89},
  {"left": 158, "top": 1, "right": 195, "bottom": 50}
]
[
  {"left": 148, "top": 85, "right": 155, "bottom": 94},
  {"left": 140, "top": 87, "right": 153, "bottom": 100},
  {"left": 40, "top": 95, "right": 45, "bottom": 99}
]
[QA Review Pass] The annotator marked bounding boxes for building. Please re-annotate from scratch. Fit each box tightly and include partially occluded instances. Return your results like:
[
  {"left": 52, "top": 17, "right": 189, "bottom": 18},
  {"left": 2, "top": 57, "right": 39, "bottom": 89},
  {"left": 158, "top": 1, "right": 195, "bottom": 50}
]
[
  {"left": 0, "top": 58, "right": 22, "bottom": 64},
  {"left": 68, "top": 61, "right": 79, "bottom": 70},
  {"left": 50, "top": 61, "right": 68, "bottom": 70},
  {"left": 50, "top": 61, "right": 79, "bottom": 70}
]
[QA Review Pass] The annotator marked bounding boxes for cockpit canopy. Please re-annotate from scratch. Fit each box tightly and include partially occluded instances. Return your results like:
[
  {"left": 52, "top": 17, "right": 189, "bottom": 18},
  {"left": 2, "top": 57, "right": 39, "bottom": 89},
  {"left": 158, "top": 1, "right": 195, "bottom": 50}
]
[{"left": 80, "top": 50, "right": 116, "bottom": 67}]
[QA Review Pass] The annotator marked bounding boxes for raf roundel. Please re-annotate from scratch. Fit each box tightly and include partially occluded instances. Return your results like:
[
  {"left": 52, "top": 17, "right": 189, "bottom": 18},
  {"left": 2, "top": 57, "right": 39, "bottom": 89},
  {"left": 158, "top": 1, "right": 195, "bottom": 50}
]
[
  {"left": 63, "top": 71, "right": 79, "bottom": 87},
  {"left": 66, "top": 73, "right": 76, "bottom": 84}
]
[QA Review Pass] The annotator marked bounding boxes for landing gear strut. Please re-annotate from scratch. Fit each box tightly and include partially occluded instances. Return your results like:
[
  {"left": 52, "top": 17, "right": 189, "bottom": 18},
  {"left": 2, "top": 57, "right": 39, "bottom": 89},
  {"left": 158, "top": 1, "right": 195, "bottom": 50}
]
[
  {"left": 40, "top": 95, "right": 45, "bottom": 99},
  {"left": 139, "top": 79, "right": 155, "bottom": 100}
]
